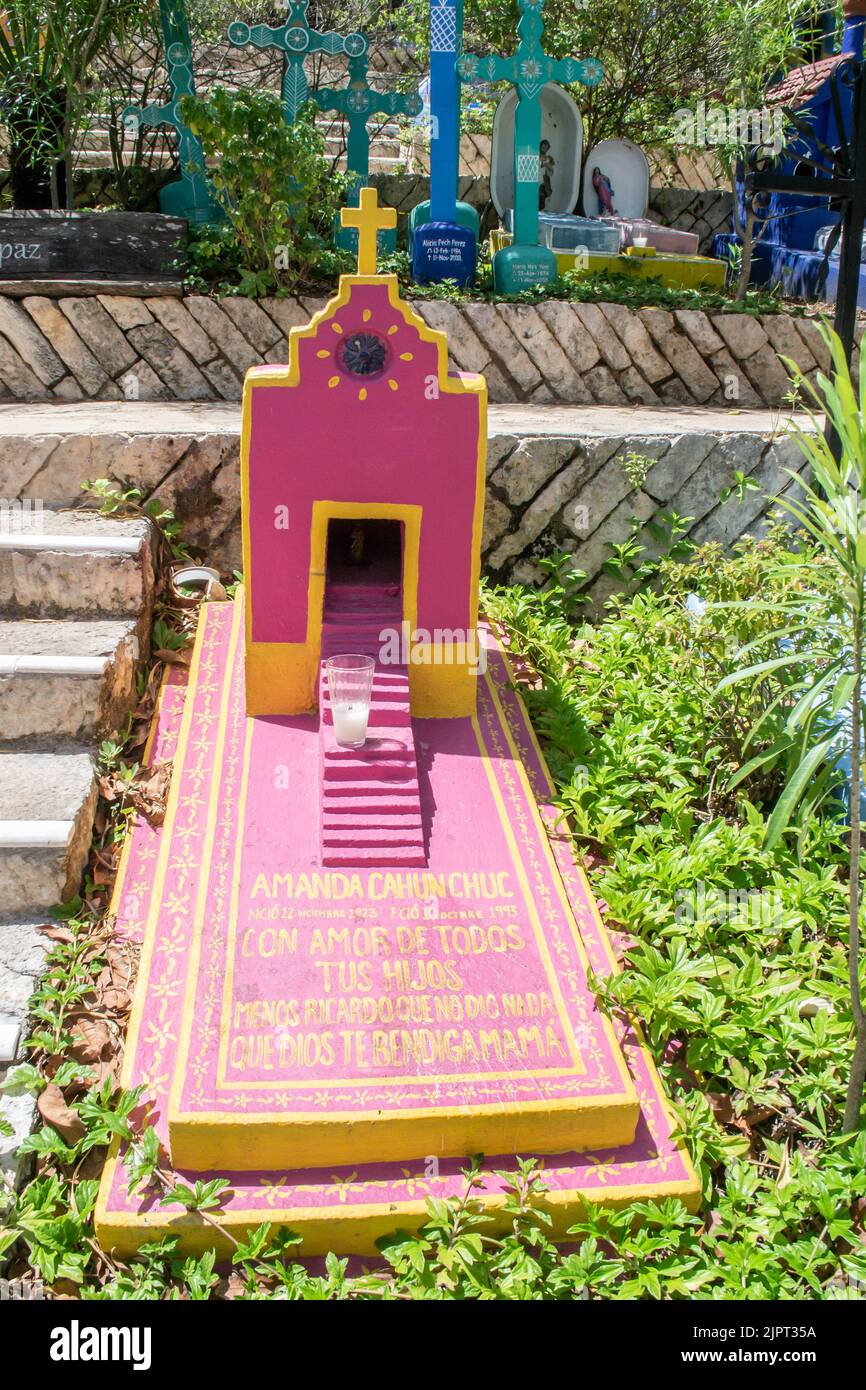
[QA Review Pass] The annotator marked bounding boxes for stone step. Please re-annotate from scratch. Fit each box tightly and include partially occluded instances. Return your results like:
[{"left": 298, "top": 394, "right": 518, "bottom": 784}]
[
  {"left": 319, "top": 646, "right": 423, "bottom": 867},
  {"left": 323, "top": 729, "right": 413, "bottom": 760},
  {"left": 0, "top": 511, "right": 153, "bottom": 621},
  {"left": 322, "top": 700, "right": 409, "bottom": 727},
  {"left": 322, "top": 844, "right": 427, "bottom": 867},
  {"left": 322, "top": 826, "right": 424, "bottom": 850},
  {"left": 71, "top": 113, "right": 406, "bottom": 138},
  {"left": 324, "top": 794, "right": 422, "bottom": 815},
  {"left": 0, "top": 401, "right": 810, "bottom": 590},
  {"left": 47, "top": 148, "right": 409, "bottom": 172},
  {"left": 0, "top": 617, "right": 139, "bottom": 746},
  {"left": 322, "top": 678, "right": 408, "bottom": 702},
  {"left": 0, "top": 751, "right": 96, "bottom": 919},
  {"left": 324, "top": 600, "right": 402, "bottom": 616},
  {"left": 321, "top": 640, "right": 398, "bottom": 661},
  {"left": 325, "top": 581, "right": 401, "bottom": 599},
  {"left": 322, "top": 662, "right": 406, "bottom": 681},
  {"left": 322, "top": 771, "right": 419, "bottom": 798},
  {"left": 323, "top": 757, "right": 416, "bottom": 782},
  {"left": 321, "top": 619, "right": 402, "bottom": 638},
  {"left": 323, "top": 810, "right": 422, "bottom": 831}
]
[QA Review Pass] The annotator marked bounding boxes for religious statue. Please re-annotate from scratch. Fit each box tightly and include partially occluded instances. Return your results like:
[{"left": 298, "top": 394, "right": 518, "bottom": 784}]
[
  {"left": 538, "top": 138, "right": 555, "bottom": 210},
  {"left": 592, "top": 166, "right": 617, "bottom": 215}
]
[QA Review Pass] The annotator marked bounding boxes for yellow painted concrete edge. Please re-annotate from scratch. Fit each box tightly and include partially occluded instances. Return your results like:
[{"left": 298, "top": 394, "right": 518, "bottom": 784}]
[
  {"left": 492, "top": 634, "right": 702, "bottom": 1199},
  {"left": 169, "top": 1096, "right": 641, "bottom": 1175},
  {"left": 96, "top": 1171, "right": 703, "bottom": 1261}
]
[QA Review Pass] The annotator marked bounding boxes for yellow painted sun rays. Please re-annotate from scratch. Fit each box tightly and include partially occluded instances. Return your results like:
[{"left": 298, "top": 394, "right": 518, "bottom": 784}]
[{"left": 318, "top": 316, "right": 403, "bottom": 399}]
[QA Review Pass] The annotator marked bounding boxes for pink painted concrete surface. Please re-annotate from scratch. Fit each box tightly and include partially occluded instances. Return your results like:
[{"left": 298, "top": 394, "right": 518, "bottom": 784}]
[
  {"left": 97, "top": 601, "right": 697, "bottom": 1248},
  {"left": 170, "top": 603, "right": 631, "bottom": 1125},
  {"left": 246, "top": 281, "right": 480, "bottom": 647}
]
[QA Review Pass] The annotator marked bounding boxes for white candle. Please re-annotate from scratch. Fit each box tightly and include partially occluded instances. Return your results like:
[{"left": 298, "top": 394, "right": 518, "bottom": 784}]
[
  {"left": 633, "top": 236, "right": 648, "bottom": 248},
  {"left": 332, "top": 700, "right": 370, "bottom": 748}
]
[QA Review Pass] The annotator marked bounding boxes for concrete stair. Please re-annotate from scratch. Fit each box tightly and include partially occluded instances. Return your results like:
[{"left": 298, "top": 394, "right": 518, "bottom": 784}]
[
  {"left": 318, "top": 580, "right": 425, "bottom": 868},
  {"left": 3, "top": 113, "right": 410, "bottom": 174},
  {"left": 0, "top": 506, "right": 155, "bottom": 1186},
  {"left": 0, "top": 513, "right": 152, "bottom": 624},
  {"left": 0, "top": 752, "right": 98, "bottom": 917},
  {"left": 0, "top": 618, "right": 139, "bottom": 745},
  {"left": 0, "top": 510, "right": 155, "bottom": 921}
]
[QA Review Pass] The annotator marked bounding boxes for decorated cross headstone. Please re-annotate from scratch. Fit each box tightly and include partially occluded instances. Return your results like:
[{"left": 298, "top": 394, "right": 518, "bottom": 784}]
[
  {"left": 314, "top": 55, "right": 423, "bottom": 256},
  {"left": 123, "top": 0, "right": 220, "bottom": 224},
  {"left": 227, "top": 3, "right": 368, "bottom": 126},
  {"left": 339, "top": 184, "right": 398, "bottom": 272},
  {"left": 459, "top": 0, "right": 603, "bottom": 291},
  {"left": 410, "top": 0, "right": 479, "bottom": 286}
]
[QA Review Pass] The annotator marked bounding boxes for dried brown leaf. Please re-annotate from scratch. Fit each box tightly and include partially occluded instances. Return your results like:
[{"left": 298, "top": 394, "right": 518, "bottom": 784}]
[
  {"left": 37, "top": 1084, "right": 85, "bottom": 1143},
  {"left": 705, "top": 1091, "right": 736, "bottom": 1126},
  {"left": 154, "top": 647, "right": 191, "bottom": 667},
  {"left": 37, "top": 923, "right": 74, "bottom": 944},
  {"left": 101, "top": 987, "right": 132, "bottom": 1014},
  {"left": 69, "top": 1018, "right": 112, "bottom": 1064}
]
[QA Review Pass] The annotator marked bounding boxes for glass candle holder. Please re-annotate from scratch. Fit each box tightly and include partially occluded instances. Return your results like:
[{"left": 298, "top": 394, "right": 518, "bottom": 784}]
[{"left": 326, "top": 654, "right": 376, "bottom": 749}]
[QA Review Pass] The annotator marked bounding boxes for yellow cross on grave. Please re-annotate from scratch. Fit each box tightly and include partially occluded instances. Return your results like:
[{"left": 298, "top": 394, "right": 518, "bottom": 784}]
[{"left": 340, "top": 186, "right": 397, "bottom": 275}]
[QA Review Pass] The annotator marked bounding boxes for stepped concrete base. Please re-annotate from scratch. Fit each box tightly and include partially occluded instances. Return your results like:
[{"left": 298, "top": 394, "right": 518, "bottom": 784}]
[
  {"left": 0, "top": 507, "right": 155, "bottom": 1177},
  {"left": 0, "top": 402, "right": 815, "bottom": 601},
  {"left": 319, "top": 578, "right": 424, "bottom": 869},
  {"left": 0, "top": 510, "right": 155, "bottom": 928},
  {"left": 0, "top": 510, "right": 154, "bottom": 628}
]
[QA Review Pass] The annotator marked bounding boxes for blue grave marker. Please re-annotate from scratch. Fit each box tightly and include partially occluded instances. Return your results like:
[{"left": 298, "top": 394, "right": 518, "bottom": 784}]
[{"left": 410, "top": 0, "right": 479, "bottom": 285}]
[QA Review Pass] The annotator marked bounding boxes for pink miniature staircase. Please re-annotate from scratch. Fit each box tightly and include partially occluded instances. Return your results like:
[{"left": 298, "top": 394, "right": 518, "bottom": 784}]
[{"left": 319, "top": 580, "right": 426, "bottom": 868}]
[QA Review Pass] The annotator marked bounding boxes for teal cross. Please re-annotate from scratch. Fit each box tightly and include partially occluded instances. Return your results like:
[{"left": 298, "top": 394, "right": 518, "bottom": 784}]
[
  {"left": 122, "top": 0, "right": 218, "bottom": 224},
  {"left": 314, "top": 55, "right": 422, "bottom": 252},
  {"left": 228, "top": 3, "right": 368, "bottom": 125},
  {"left": 314, "top": 55, "right": 422, "bottom": 195},
  {"left": 459, "top": 0, "right": 603, "bottom": 248}
]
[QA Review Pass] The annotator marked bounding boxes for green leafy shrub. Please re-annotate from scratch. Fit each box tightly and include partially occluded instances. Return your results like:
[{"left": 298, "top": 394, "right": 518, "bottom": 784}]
[
  {"left": 181, "top": 88, "right": 348, "bottom": 295},
  {"left": 406, "top": 264, "right": 794, "bottom": 316},
  {"left": 718, "top": 326, "right": 866, "bottom": 1130},
  {"left": 484, "top": 532, "right": 862, "bottom": 1199},
  {"left": 0, "top": 0, "right": 145, "bottom": 209}
]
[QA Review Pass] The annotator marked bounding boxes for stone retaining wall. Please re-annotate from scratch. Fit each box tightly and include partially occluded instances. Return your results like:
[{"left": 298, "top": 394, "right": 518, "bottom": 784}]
[
  {"left": 484, "top": 414, "right": 807, "bottom": 610},
  {"left": 0, "top": 287, "right": 847, "bottom": 409},
  {"left": 0, "top": 402, "right": 810, "bottom": 611}
]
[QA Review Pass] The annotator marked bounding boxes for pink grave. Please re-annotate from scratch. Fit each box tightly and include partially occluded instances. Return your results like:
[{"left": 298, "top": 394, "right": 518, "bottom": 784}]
[{"left": 95, "top": 192, "right": 699, "bottom": 1255}]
